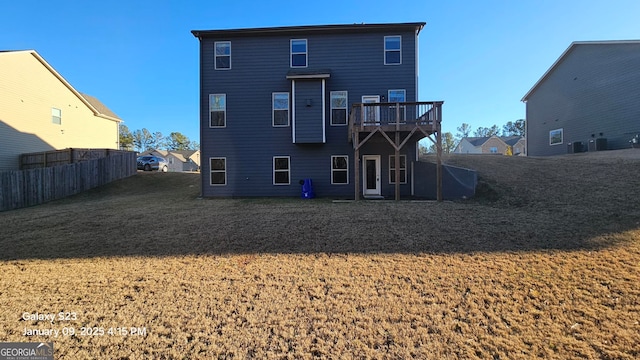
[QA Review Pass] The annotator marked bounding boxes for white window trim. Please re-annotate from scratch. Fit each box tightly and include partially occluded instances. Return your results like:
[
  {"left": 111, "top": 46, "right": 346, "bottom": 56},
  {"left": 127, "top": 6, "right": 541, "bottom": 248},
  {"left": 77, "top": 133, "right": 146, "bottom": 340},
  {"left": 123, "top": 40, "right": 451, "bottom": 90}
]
[
  {"left": 550, "top": 128, "right": 563, "bottom": 145},
  {"left": 330, "top": 91, "right": 348, "bottom": 126},
  {"left": 331, "top": 155, "right": 349, "bottom": 185},
  {"left": 272, "top": 92, "right": 290, "bottom": 127},
  {"left": 290, "top": 38, "right": 308, "bottom": 68},
  {"left": 209, "top": 157, "right": 227, "bottom": 186},
  {"left": 209, "top": 94, "right": 226, "bottom": 128},
  {"left": 389, "top": 155, "right": 407, "bottom": 184},
  {"left": 214, "top": 41, "right": 231, "bottom": 70},
  {"left": 384, "top": 35, "right": 402, "bottom": 65},
  {"left": 52, "top": 107, "right": 62, "bottom": 125},
  {"left": 273, "top": 156, "right": 291, "bottom": 185},
  {"left": 388, "top": 89, "right": 406, "bottom": 123}
]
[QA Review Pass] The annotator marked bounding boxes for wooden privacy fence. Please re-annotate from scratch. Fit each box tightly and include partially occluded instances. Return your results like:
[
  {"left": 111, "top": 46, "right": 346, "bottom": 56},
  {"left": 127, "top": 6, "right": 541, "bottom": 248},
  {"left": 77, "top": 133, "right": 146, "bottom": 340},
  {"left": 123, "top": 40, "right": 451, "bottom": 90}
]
[
  {"left": 20, "top": 148, "right": 126, "bottom": 169},
  {"left": 0, "top": 151, "right": 137, "bottom": 212}
]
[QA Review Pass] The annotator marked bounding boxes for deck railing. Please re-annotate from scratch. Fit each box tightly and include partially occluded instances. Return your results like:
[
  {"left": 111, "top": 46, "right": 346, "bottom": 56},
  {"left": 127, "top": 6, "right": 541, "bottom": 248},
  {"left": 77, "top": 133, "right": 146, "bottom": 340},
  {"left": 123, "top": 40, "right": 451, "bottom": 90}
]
[
  {"left": 348, "top": 100, "right": 445, "bottom": 201},
  {"left": 348, "top": 101, "right": 443, "bottom": 130}
]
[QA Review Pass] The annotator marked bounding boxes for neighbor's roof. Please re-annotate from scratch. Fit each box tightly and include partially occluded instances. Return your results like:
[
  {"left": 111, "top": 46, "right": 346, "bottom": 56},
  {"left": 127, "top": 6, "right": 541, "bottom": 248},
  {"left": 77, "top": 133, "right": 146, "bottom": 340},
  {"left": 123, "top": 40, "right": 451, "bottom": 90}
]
[
  {"left": 0, "top": 50, "right": 122, "bottom": 122},
  {"left": 464, "top": 137, "right": 492, "bottom": 146},
  {"left": 168, "top": 152, "right": 187, "bottom": 162},
  {"left": 192, "top": 22, "right": 426, "bottom": 38},
  {"left": 140, "top": 149, "right": 169, "bottom": 157},
  {"left": 171, "top": 150, "right": 198, "bottom": 159},
  {"left": 80, "top": 93, "right": 121, "bottom": 121},
  {"left": 462, "top": 136, "right": 523, "bottom": 147},
  {"left": 521, "top": 40, "right": 640, "bottom": 102},
  {"left": 502, "top": 136, "right": 524, "bottom": 146}
]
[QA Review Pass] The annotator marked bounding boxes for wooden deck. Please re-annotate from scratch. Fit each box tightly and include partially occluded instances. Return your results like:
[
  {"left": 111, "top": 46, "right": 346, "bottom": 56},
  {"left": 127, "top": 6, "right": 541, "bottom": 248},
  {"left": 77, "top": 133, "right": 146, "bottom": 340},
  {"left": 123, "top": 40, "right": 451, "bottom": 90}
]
[{"left": 348, "top": 101, "right": 444, "bottom": 201}]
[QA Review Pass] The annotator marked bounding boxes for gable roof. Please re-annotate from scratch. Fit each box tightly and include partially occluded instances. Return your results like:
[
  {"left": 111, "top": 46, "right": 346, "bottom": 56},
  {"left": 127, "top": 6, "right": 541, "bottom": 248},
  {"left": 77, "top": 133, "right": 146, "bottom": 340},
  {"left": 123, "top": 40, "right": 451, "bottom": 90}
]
[
  {"left": 502, "top": 136, "right": 524, "bottom": 146},
  {"left": 464, "top": 137, "right": 492, "bottom": 146},
  {"left": 0, "top": 50, "right": 122, "bottom": 122},
  {"left": 167, "top": 152, "right": 187, "bottom": 162},
  {"left": 141, "top": 149, "right": 199, "bottom": 162},
  {"left": 139, "top": 149, "right": 169, "bottom": 157},
  {"left": 79, "top": 93, "right": 121, "bottom": 120},
  {"left": 192, "top": 22, "right": 426, "bottom": 39},
  {"left": 521, "top": 40, "right": 640, "bottom": 102},
  {"left": 170, "top": 150, "right": 198, "bottom": 159},
  {"left": 461, "top": 136, "right": 523, "bottom": 147}
]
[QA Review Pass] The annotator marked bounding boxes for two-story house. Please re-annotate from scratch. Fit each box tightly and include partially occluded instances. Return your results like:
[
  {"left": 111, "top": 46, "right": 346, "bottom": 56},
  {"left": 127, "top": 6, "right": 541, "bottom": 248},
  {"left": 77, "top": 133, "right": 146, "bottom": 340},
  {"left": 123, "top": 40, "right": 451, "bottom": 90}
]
[
  {"left": 0, "top": 50, "right": 121, "bottom": 171},
  {"left": 522, "top": 40, "right": 640, "bottom": 156},
  {"left": 192, "top": 23, "right": 450, "bottom": 199}
]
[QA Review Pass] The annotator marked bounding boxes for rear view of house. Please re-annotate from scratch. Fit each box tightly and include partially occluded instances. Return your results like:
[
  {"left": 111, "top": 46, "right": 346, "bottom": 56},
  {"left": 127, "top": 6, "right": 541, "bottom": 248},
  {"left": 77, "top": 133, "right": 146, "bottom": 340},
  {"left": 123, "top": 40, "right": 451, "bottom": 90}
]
[
  {"left": 0, "top": 50, "right": 121, "bottom": 171},
  {"left": 192, "top": 23, "right": 467, "bottom": 200},
  {"left": 522, "top": 41, "right": 640, "bottom": 156}
]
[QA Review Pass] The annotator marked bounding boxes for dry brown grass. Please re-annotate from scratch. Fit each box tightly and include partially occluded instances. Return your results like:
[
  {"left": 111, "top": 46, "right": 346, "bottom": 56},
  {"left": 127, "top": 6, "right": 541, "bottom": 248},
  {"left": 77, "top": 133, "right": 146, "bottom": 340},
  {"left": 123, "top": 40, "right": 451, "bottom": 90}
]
[{"left": 1, "top": 150, "right": 639, "bottom": 359}]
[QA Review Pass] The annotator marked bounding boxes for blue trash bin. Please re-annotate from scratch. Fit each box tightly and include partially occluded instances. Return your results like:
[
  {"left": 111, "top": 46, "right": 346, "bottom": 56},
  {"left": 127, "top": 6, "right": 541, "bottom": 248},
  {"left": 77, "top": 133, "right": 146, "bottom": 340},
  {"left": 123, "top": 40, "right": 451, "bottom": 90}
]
[{"left": 300, "top": 178, "right": 315, "bottom": 199}]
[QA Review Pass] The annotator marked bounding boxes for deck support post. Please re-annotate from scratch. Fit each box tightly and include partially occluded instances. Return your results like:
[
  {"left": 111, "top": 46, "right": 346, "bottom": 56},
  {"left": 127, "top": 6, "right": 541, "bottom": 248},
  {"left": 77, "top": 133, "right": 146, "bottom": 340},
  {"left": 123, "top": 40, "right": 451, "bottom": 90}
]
[
  {"left": 348, "top": 101, "right": 444, "bottom": 202},
  {"left": 436, "top": 104, "right": 443, "bottom": 202},
  {"left": 394, "top": 131, "right": 400, "bottom": 201},
  {"left": 354, "top": 131, "right": 360, "bottom": 201}
]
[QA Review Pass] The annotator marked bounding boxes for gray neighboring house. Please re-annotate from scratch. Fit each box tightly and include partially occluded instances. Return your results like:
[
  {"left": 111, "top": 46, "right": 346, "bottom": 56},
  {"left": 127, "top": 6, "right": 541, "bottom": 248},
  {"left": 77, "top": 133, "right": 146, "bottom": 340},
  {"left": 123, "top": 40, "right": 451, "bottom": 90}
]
[{"left": 522, "top": 40, "right": 640, "bottom": 156}]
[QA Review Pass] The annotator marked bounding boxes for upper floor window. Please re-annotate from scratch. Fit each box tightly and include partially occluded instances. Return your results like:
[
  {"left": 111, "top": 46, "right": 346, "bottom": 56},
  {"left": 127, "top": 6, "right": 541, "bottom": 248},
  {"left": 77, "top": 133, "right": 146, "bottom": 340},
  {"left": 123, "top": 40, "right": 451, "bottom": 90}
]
[
  {"left": 388, "top": 89, "right": 406, "bottom": 123},
  {"left": 384, "top": 36, "right": 401, "bottom": 65},
  {"left": 272, "top": 93, "right": 290, "bottom": 127},
  {"left": 291, "top": 39, "right": 307, "bottom": 67},
  {"left": 330, "top": 91, "right": 348, "bottom": 126},
  {"left": 215, "top": 41, "right": 231, "bottom": 70},
  {"left": 490, "top": 147, "right": 498, "bottom": 153},
  {"left": 51, "top": 108, "right": 61, "bottom": 125},
  {"left": 209, "top": 94, "right": 226, "bottom": 127}
]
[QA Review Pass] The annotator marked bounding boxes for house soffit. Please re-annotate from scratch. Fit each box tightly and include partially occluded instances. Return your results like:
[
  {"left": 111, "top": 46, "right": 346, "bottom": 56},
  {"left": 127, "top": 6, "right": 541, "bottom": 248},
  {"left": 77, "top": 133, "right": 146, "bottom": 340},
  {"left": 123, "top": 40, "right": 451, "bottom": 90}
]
[{"left": 286, "top": 69, "right": 331, "bottom": 80}]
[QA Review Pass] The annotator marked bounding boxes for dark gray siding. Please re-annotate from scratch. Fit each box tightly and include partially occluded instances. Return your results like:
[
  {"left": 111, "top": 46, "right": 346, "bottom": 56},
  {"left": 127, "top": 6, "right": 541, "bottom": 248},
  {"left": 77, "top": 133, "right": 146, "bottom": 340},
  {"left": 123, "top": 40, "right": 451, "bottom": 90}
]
[
  {"left": 198, "top": 27, "right": 419, "bottom": 197},
  {"left": 526, "top": 43, "right": 640, "bottom": 156},
  {"left": 294, "top": 80, "right": 324, "bottom": 143},
  {"left": 413, "top": 162, "right": 476, "bottom": 200}
]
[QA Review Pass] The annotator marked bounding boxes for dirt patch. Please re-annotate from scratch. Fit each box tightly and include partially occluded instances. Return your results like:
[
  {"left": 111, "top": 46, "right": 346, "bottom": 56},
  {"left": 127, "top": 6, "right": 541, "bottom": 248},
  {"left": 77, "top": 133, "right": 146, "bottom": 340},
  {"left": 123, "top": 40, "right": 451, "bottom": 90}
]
[{"left": 0, "top": 151, "right": 639, "bottom": 358}]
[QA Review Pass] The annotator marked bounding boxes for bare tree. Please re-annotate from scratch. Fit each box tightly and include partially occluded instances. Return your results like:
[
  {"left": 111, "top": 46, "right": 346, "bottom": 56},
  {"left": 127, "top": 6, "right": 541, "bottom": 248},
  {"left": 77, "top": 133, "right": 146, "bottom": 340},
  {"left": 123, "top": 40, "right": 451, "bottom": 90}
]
[
  {"left": 132, "top": 128, "right": 153, "bottom": 152},
  {"left": 456, "top": 123, "right": 471, "bottom": 139},
  {"left": 427, "top": 132, "right": 456, "bottom": 153},
  {"left": 150, "top": 131, "right": 167, "bottom": 149},
  {"left": 474, "top": 125, "right": 500, "bottom": 137},
  {"left": 119, "top": 124, "right": 134, "bottom": 151},
  {"left": 502, "top": 119, "right": 525, "bottom": 136}
]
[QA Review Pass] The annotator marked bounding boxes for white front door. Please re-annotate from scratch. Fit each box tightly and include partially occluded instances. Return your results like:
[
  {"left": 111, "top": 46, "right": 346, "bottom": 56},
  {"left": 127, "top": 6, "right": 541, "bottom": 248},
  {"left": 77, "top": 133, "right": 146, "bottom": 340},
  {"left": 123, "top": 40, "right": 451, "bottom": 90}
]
[
  {"left": 362, "top": 95, "right": 380, "bottom": 124},
  {"left": 362, "top": 155, "right": 381, "bottom": 196}
]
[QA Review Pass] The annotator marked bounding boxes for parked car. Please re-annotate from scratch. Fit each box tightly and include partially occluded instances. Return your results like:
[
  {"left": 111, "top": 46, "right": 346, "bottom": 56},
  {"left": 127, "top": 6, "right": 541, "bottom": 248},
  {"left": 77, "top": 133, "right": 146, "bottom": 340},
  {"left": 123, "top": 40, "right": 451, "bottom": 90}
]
[{"left": 137, "top": 156, "right": 168, "bottom": 172}]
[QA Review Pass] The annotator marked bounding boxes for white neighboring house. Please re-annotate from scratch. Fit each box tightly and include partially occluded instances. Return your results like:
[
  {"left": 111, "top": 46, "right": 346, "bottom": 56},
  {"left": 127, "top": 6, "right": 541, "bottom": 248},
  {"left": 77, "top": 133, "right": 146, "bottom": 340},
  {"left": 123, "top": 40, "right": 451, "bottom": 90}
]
[
  {"left": 165, "top": 150, "right": 200, "bottom": 172},
  {"left": 139, "top": 149, "right": 200, "bottom": 172},
  {"left": 455, "top": 137, "right": 487, "bottom": 154},
  {"left": 0, "top": 50, "right": 121, "bottom": 171},
  {"left": 454, "top": 136, "right": 526, "bottom": 155}
]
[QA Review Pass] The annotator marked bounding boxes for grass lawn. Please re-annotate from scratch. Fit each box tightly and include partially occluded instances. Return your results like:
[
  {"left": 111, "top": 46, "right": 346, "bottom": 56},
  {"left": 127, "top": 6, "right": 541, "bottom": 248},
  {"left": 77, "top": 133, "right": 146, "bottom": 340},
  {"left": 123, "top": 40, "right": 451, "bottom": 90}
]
[{"left": 1, "top": 150, "right": 639, "bottom": 359}]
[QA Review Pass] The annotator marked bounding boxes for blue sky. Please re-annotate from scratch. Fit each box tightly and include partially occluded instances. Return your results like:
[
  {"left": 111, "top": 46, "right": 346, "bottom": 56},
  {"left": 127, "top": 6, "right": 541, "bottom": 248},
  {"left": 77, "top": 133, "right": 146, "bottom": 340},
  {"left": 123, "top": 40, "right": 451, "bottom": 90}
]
[{"left": 2, "top": 0, "right": 640, "bottom": 144}]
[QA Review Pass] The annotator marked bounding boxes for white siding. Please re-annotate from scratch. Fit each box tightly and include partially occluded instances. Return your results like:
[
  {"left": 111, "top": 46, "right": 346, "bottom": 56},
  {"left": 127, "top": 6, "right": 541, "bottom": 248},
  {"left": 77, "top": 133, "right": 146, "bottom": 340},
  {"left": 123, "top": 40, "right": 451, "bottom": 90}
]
[{"left": 0, "top": 51, "right": 119, "bottom": 170}]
